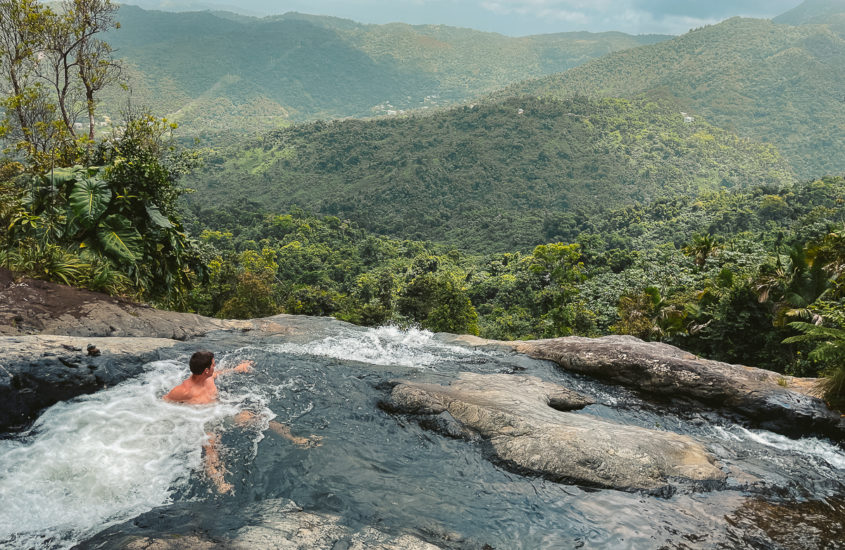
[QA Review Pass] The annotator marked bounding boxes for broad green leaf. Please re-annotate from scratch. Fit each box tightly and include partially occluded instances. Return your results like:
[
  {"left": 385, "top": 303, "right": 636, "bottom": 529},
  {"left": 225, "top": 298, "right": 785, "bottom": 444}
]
[
  {"left": 98, "top": 215, "right": 142, "bottom": 262},
  {"left": 146, "top": 205, "right": 173, "bottom": 228},
  {"left": 69, "top": 177, "right": 111, "bottom": 226},
  {"left": 47, "top": 166, "right": 83, "bottom": 187}
]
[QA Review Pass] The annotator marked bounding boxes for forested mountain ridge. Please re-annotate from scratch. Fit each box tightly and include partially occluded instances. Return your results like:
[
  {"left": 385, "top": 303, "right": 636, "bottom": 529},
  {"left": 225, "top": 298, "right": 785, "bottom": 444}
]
[
  {"left": 774, "top": 0, "right": 845, "bottom": 25},
  {"left": 102, "top": 5, "right": 668, "bottom": 141},
  {"left": 185, "top": 95, "right": 794, "bottom": 253},
  {"left": 496, "top": 16, "right": 845, "bottom": 179}
]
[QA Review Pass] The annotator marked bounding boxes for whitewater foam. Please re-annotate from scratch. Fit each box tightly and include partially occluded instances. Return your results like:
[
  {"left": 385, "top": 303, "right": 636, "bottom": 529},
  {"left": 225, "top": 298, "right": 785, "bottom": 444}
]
[
  {"left": 0, "top": 360, "right": 254, "bottom": 550},
  {"left": 712, "top": 425, "right": 845, "bottom": 471},
  {"left": 268, "top": 325, "right": 487, "bottom": 368}
]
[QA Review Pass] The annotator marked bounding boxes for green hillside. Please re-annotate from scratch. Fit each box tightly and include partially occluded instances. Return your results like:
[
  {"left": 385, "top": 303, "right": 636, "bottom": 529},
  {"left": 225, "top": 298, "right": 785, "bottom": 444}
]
[
  {"left": 102, "top": 5, "right": 668, "bottom": 142},
  {"left": 185, "top": 95, "right": 794, "bottom": 253},
  {"left": 498, "top": 16, "right": 845, "bottom": 179},
  {"left": 774, "top": 0, "right": 845, "bottom": 25}
]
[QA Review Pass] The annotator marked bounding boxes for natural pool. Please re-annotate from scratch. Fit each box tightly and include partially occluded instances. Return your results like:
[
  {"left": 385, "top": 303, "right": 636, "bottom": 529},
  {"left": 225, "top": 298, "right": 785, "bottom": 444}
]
[{"left": 2, "top": 323, "right": 843, "bottom": 549}]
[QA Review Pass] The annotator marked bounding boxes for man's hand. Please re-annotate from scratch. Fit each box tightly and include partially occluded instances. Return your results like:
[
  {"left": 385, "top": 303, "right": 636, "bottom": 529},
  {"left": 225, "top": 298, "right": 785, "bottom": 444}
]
[
  {"left": 233, "top": 360, "right": 253, "bottom": 373},
  {"left": 215, "top": 360, "right": 254, "bottom": 378}
]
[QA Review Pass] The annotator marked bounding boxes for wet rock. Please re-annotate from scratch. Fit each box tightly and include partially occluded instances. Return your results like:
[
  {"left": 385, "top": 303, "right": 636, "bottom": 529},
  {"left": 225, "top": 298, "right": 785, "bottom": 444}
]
[
  {"left": 509, "top": 336, "right": 843, "bottom": 438},
  {"left": 723, "top": 496, "right": 845, "bottom": 550},
  {"left": 115, "top": 499, "right": 443, "bottom": 550},
  {"left": 0, "top": 335, "right": 181, "bottom": 431},
  {"left": 384, "top": 372, "right": 727, "bottom": 493},
  {"left": 442, "top": 334, "right": 843, "bottom": 439}
]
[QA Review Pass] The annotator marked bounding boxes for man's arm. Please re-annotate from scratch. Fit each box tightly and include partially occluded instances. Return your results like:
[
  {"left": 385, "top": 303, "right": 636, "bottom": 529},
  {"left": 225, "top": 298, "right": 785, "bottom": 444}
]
[{"left": 214, "top": 360, "right": 254, "bottom": 378}]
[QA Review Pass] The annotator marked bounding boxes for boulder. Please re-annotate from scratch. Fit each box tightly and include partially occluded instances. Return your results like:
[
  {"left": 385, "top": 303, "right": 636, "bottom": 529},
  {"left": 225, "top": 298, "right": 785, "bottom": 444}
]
[
  {"left": 89, "top": 499, "right": 444, "bottom": 550},
  {"left": 0, "top": 335, "right": 182, "bottom": 431},
  {"left": 507, "top": 336, "right": 843, "bottom": 437},
  {"left": 383, "top": 372, "right": 727, "bottom": 493},
  {"left": 443, "top": 334, "right": 844, "bottom": 438}
]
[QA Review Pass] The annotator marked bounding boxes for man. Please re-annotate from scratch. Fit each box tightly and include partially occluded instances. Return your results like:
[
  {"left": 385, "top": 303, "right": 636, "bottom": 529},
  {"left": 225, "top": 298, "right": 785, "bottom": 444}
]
[
  {"left": 163, "top": 350, "right": 320, "bottom": 494},
  {"left": 163, "top": 350, "right": 252, "bottom": 404}
]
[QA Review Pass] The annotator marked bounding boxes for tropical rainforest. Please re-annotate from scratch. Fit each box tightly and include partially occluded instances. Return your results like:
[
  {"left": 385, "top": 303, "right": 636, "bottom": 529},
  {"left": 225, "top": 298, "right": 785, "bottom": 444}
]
[{"left": 1, "top": 0, "right": 845, "bottom": 405}]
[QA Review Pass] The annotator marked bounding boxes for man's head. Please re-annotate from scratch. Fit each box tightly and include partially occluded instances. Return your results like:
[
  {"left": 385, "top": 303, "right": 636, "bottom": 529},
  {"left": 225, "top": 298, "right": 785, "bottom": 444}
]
[{"left": 189, "top": 350, "right": 215, "bottom": 375}]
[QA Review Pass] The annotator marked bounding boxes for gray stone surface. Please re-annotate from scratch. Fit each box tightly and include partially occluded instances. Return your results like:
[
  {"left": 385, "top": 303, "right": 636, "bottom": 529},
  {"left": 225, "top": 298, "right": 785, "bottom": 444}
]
[
  {"left": 0, "top": 335, "right": 182, "bottom": 431},
  {"left": 0, "top": 267, "right": 254, "bottom": 339},
  {"left": 384, "top": 372, "right": 727, "bottom": 493},
  {"left": 508, "top": 335, "right": 843, "bottom": 437},
  {"left": 119, "top": 499, "right": 443, "bottom": 550}
]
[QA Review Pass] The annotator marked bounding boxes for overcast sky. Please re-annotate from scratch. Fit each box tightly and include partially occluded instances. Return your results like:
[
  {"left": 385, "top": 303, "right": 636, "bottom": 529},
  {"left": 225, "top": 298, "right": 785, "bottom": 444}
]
[{"left": 127, "top": 0, "right": 805, "bottom": 36}]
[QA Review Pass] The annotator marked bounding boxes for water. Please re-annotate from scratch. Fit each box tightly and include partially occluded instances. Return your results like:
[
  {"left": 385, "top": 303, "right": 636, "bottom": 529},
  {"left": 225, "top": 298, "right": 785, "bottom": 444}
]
[{"left": 1, "top": 323, "right": 843, "bottom": 549}]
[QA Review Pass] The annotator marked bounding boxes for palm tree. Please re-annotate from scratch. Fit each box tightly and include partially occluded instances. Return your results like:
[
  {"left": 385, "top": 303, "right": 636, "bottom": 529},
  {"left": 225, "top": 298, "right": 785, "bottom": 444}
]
[
  {"left": 754, "top": 244, "right": 832, "bottom": 326},
  {"left": 683, "top": 233, "right": 720, "bottom": 268},
  {"left": 613, "top": 286, "right": 687, "bottom": 341}
]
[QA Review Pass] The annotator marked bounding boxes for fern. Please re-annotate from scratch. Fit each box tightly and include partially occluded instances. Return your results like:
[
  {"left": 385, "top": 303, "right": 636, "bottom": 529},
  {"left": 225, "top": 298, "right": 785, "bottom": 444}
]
[{"left": 784, "top": 321, "right": 845, "bottom": 402}]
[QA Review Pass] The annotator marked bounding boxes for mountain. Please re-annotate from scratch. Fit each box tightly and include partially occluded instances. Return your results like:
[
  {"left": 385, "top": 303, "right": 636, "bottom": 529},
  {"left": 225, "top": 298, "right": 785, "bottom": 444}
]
[
  {"left": 496, "top": 16, "right": 845, "bottom": 179},
  {"left": 184, "top": 95, "right": 794, "bottom": 253},
  {"left": 102, "top": 5, "right": 668, "bottom": 142},
  {"left": 773, "top": 0, "right": 845, "bottom": 25}
]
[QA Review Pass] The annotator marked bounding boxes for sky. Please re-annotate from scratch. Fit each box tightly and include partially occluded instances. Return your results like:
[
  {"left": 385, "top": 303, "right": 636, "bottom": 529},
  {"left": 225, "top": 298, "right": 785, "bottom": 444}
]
[{"left": 127, "top": 0, "right": 805, "bottom": 36}]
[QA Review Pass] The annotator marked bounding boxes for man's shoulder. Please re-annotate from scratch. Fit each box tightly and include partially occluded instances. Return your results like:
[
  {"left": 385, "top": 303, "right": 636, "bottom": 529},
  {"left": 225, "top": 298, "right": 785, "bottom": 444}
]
[{"left": 164, "top": 381, "right": 192, "bottom": 402}]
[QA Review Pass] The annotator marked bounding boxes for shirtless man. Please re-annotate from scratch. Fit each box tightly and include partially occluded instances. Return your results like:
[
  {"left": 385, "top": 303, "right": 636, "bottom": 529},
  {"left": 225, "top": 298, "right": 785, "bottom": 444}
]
[
  {"left": 163, "top": 350, "right": 251, "bottom": 404},
  {"left": 164, "top": 350, "right": 321, "bottom": 494}
]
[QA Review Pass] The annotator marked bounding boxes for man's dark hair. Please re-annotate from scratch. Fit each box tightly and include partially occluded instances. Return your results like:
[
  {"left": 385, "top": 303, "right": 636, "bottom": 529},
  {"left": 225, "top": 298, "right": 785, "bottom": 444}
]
[{"left": 189, "top": 350, "right": 214, "bottom": 375}]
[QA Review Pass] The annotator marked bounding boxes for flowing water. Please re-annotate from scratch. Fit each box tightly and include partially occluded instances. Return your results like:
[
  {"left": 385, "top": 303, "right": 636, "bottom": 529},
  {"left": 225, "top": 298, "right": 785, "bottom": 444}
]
[{"left": 1, "top": 322, "right": 843, "bottom": 549}]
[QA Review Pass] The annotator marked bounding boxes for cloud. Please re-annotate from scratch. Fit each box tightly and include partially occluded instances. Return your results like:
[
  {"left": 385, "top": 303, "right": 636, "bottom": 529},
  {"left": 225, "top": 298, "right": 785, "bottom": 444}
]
[
  {"left": 475, "top": 0, "right": 787, "bottom": 34},
  {"left": 480, "top": 1, "right": 591, "bottom": 24}
]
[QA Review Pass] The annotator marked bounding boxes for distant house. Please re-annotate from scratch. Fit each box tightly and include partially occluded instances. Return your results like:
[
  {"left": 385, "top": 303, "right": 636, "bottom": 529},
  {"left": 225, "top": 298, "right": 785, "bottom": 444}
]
[{"left": 681, "top": 111, "right": 694, "bottom": 123}]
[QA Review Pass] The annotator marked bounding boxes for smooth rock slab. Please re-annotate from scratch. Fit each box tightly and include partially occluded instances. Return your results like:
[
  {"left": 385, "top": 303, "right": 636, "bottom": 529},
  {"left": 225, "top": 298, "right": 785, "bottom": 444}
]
[
  {"left": 445, "top": 333, "right": 844, "bottom": 438},
  {"left": 511, "top": 335, "right": 843, "bottom": 437},
  {"left": 384, "top": 373, "right": 727, "bottom": 493},
  {"left": 114, "top": 499, "right": 443, "bottom": 550},
  {"left": 0, "top": 335, "right": 183, "bottom": 431}
]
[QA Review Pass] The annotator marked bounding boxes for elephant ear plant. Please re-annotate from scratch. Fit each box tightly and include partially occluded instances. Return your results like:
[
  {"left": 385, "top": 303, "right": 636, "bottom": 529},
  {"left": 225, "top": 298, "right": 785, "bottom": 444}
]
[
  {"left": 64, "top": 165, "right": 142, "bottom": 265},
  {"left": 1, "top": 113, "right": 201, "bottom": 307}
]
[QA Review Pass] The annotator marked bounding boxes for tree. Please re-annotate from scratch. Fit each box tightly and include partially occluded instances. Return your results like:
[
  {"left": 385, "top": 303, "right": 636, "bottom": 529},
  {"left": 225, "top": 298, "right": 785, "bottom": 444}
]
[
  {"left": 0, "top": 0, "right": 57, "bottom": 161},
  {"left": 0, "top": 0, "right": 120, "bottom": 164},
  {"left": 612, "top": 286, "right": 687, "bottom": 341},
  {"left": 529, "top": 243, "right": 589, "bottom": 337},
  {"left": 397, "top": 271, "right": 479, "bottom": 335},
  {"left": 67, "top": 0, "right": 121, "bottom": 141},
  {"left": 683, "top": 233, "right": 720, "bottom": 268}
]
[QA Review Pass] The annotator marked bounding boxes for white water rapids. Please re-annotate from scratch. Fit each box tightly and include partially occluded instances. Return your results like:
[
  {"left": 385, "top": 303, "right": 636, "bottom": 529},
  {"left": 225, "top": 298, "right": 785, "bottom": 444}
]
[{"left": 0, "top": 360, "right": 251, "bottom": 550}]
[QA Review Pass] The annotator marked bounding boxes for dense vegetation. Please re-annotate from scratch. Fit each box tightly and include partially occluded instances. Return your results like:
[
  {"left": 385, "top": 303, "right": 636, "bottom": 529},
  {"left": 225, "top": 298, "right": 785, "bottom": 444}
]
[
  {"left": 498, "top": 15, "right": 845, "bottom": 179},
  {"left": 0, "top": 0, "right": 202, "bottom": 308},
  {"left": 183, "top": 175, "right": 845, "bottom": 403},
  {"left": 185, "top": 95, "right": 793, "bottom": 252},
  {"left": 99, "top": 5, "right": 668, "bottom": 142}
]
